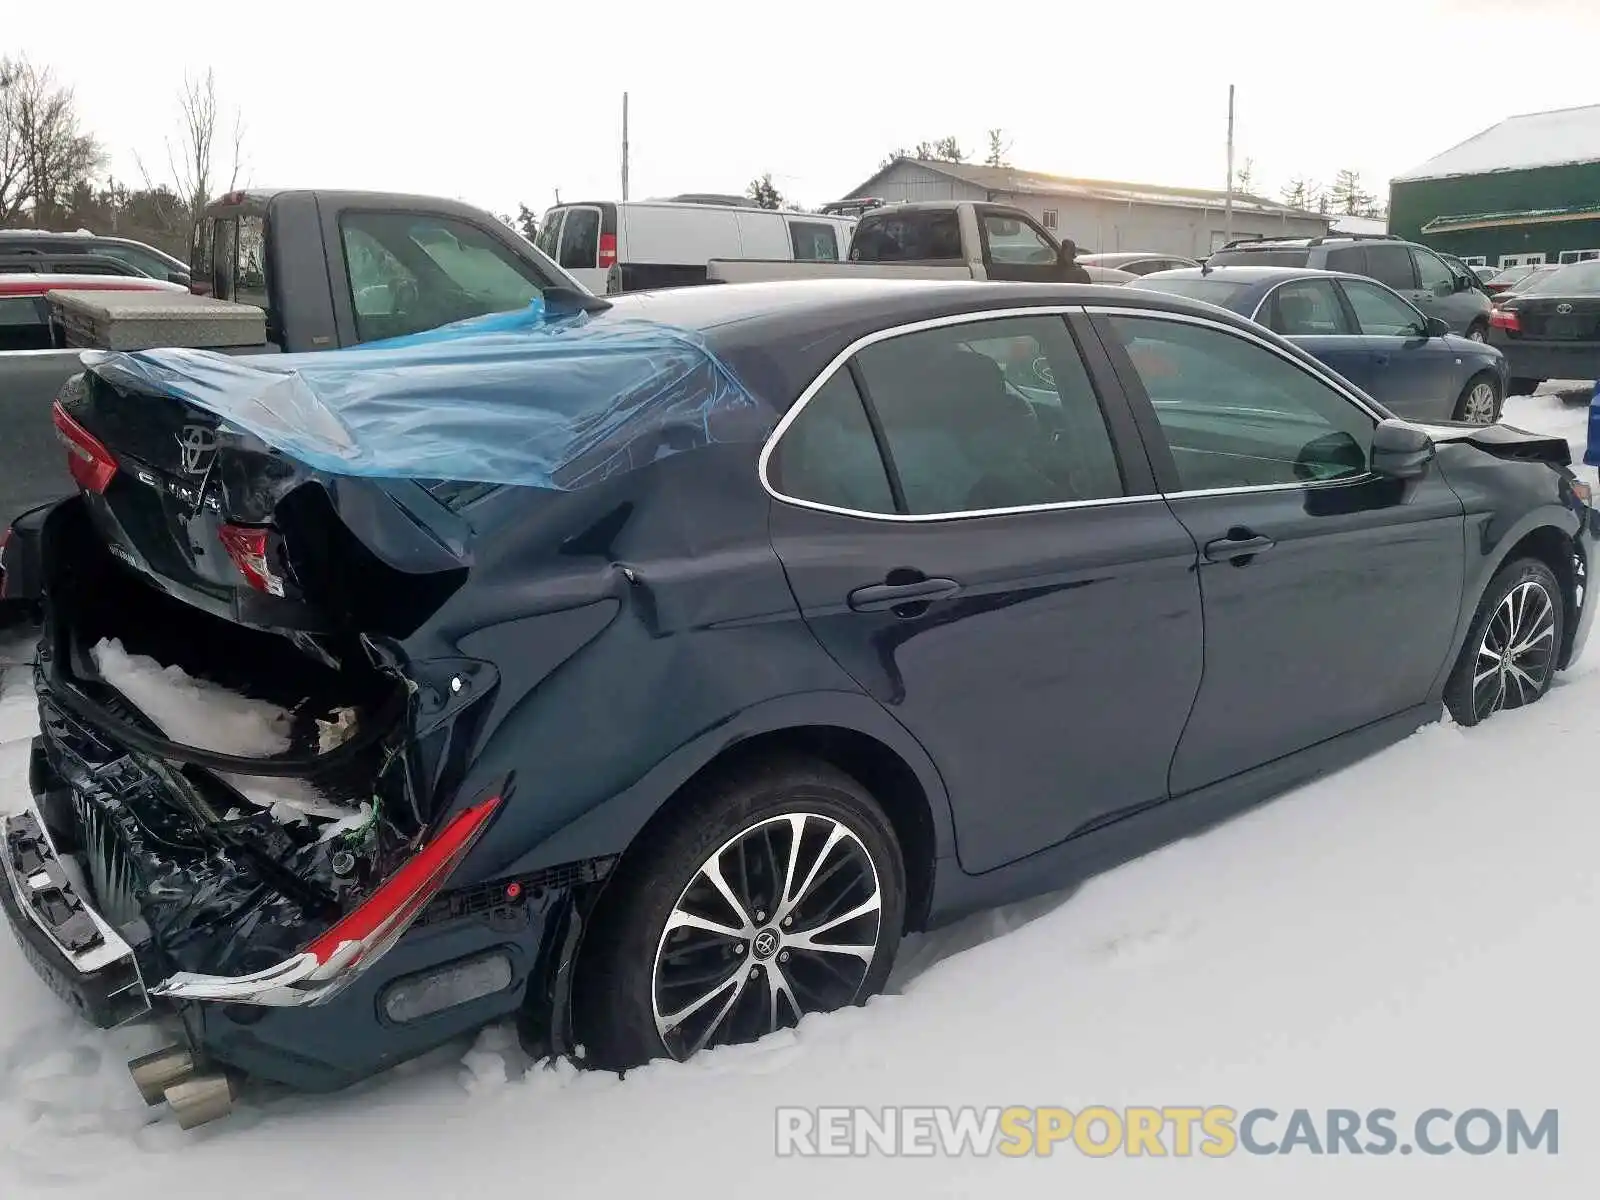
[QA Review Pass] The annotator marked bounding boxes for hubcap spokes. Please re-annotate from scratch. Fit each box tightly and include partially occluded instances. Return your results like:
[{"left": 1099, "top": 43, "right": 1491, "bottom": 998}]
[
  {"left": 1471, "top": 580, "right": 1556, "bottom": 721},
  {"left": 1465, "top": 383, "right": 1497, "bottom": 423},
  {"left": 652, "top": 813, "right": 883, "bottom": 1060}
]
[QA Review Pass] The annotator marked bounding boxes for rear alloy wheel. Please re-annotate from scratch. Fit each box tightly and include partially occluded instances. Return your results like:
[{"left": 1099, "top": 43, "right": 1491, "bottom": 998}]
[
  {"left": 575, "top": 759, "right": 905, "bottom": 1070},
  {"left": 1454, "top": 373, "right": 1501, "bottom": 423},
  {"left": 1444, "top": 558, "right": 1565, "bottom": 727},
  {"left": 1466, "top": 323, "right": 1488, "bottom": 343}
]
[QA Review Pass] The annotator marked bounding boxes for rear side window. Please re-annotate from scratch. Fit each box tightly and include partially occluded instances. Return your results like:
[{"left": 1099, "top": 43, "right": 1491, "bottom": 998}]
[
  {"left": 235, "top": 216, "right": 269, "bottom": 310},
  {"left": 0, "top": 295, "right": 49, "bottom": 351},
  {"left": 767, "top": 371, "right": 895, "bottom": 513},
  {"left": 1365, "top": 244, "right": 1417, "bottom": 290},
  {"left": 1323, "top": 246, "right": 1368, "bottom": 275},
  {"left": 557, "top": 208, "right": 600, "bottom": 269},
  {"left": 1263, "top": 279, "right": 1353, "bottom": 335},
  {"left": 853, "top": 316, "right": 1124, "bottom": 514},
  {"left": 789, "top": 221, "right": 840, "bottom": 261},
  {"left": 851, "top": 211, "right": 962, "bottom": 261}
]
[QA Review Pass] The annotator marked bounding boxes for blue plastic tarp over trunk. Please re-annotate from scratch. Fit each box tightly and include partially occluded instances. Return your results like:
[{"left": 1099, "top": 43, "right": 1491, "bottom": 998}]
[{"left": 80, "top": 301, "right": 775, "bottom": 491}]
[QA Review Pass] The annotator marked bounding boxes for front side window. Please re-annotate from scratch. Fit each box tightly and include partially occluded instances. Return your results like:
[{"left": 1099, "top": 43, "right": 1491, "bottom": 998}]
[
  {"left": 854, "top": 315, "right": 1123, "bottom": 515},
  {"left": 339, "top": 212, "right": 543, "bottom": 343},
  {"left": 980, "top": 214, "right": 1058, "bottom": 265},
  {"left": 1262, "top": 279, "right": 1352, "bottom": 336},
  {"left": 1106, "top": 314, "right": 1374, "bottom": 491},
  {"left": 1340, "top": 279, "right": 1425, "bottom": 337}
]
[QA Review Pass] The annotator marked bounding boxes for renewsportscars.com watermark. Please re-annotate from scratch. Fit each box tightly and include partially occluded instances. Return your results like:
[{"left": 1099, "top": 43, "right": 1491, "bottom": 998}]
[{"left": 775, "top": 1106, "right": 1559, "bottom": 1158}]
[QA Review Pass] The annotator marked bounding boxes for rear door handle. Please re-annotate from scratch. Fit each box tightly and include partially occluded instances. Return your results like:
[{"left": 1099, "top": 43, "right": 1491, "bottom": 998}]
[
  {"left": 847, "top": 577, "right": 961, "bottom": 612},
  {"left": 1203, "top": 534, "right": 1275, "bottom": 564}
]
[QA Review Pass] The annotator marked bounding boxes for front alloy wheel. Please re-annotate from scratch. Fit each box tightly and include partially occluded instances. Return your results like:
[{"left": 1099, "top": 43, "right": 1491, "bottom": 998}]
[
  {"left": 1444, "top": 557, "right": 1566, "bottom": 727},
  {"left": 652, "top": 813, "right": 882, "bottom": 1059},
  {"left": 1470, "top": 579, "right": 1557, "bottom": 721}
]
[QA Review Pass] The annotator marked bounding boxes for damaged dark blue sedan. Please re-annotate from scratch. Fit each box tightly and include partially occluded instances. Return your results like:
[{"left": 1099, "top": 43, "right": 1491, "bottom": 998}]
[{"left": 2, "top": 278, "right": 1595, "bottom": 1128}]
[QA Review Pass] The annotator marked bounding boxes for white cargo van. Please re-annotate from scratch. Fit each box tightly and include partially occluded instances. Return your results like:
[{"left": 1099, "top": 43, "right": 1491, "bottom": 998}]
[{"left": 534, "top": 200, "right": 856, "bottom": 294}]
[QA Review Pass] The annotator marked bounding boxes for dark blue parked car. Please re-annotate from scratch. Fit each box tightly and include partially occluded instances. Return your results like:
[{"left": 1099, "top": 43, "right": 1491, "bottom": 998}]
[
  {"left": 1131, "top": 266, "right": 1507, "bottom": 424},
  {"left": 1, "top": 279, "right": 1591, "bottom": 1130}
]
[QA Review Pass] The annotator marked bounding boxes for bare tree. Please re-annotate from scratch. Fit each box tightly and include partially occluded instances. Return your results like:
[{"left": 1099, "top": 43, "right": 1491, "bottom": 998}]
[
  {"left": 0, "top": 55, "right": 103, "bottom": 226},
  {"left": 137, "top": 69, "right": 245, "bottom": 233},
  {"left": 985, "top": 129, "right": 1012, "bottom": 168}
]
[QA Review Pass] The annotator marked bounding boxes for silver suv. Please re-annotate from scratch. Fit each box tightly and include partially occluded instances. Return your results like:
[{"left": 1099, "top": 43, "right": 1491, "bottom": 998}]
[{"left": 1207, "top": 234, "right": 1494, "bottom": 341}]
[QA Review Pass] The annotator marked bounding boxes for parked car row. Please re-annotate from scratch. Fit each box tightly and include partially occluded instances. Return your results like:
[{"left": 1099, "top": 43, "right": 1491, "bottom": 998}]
[{"left": 1131, "top": 265, "right": 1507, "bottom": 423}]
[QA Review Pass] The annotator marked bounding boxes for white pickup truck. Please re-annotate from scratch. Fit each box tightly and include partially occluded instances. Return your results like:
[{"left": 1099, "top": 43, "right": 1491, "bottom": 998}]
[{"left": 706, "top": 201, "right": 1134, "bottom": 285}]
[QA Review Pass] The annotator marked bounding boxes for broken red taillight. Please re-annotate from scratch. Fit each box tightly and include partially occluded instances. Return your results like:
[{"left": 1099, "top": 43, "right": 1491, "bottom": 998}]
[
  {"left": 52, "top": 400, "right": 118, "bottom": 494},
  {"left": 149, "top": 796, "right": 505, "bottom": 1007},
  {"left": 217, "top": 524, "right": 286, "bottom": 597},
  {"left": 598, "top": 232, "right": 617, "bottom": 269}
]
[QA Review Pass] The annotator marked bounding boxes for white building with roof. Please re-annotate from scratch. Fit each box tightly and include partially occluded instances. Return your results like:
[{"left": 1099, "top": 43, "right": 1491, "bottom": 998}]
[{"left": 838, "top": 158, "right": 1329, "bottom": 259}]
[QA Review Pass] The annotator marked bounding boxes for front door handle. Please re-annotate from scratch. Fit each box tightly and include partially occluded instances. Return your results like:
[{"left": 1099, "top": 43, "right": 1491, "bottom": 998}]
[
  {"left": 847, "top": 577, "right": 961, "bottom": 612},
  {"left": 1203, "top": 533, "right": 1275, "bottom": 564}
]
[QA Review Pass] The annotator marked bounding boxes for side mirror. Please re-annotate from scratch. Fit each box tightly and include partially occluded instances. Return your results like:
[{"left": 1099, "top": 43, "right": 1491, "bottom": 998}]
[
  {"left": 1423, "top": 315, "right": 1451, "bottom": 338},
  {"left": 1371, "top": 418, "right": 1435, "bottom": 479}
]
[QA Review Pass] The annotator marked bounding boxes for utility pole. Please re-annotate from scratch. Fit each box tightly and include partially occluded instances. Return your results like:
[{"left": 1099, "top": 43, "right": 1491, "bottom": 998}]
[
  {"left": 1224, "top": 84, "right": 1235, "bottom": 246},
  {"left": 621, "top": 92, "right": 630, "bottom": 202}
]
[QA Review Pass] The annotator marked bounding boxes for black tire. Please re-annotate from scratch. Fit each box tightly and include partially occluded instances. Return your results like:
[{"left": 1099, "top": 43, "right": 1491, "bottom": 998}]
[
  {"left": 574, "top": 757, "right": 906, "bottom": 1071},
  {"left": 1443, "top": 557, "right": 1565, "bottom": 727},
  {"left": 1508, "top": 376, "right": 1541, "bottom": 397},
  {"left": 1465, "top": 320, "right": 1488, "bottom": 343},
  {"left": 1452, "top": 371, "right": 1502, "bottom": 423}
]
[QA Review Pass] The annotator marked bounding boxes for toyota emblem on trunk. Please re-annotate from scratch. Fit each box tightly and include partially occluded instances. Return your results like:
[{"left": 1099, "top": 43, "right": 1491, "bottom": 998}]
[
  {"left": 1557, "top": 302, "right": 1574, "bottom": 314},
  {"left": 178, "top": 425, "right": 216, "bottom": 474}
]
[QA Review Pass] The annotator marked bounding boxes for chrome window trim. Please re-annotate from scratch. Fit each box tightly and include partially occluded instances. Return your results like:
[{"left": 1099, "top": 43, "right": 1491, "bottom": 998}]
[{"left": 757, "top": 303, "right": 1384, "bottom": 524}]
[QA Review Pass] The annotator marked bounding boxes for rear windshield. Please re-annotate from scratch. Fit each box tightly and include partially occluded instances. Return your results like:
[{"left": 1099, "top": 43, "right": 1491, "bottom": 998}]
[
  {"left": 1128, "top": 276, "right": 1253, "bottom": 308},
  {"left": 1525, "top": 262, "right": 1600, "bottom": 295},
  {"left": 850, "top": 211, "right": 963, "bottom": 261},
  {"left": 1207, "top": 248, "right": 1311, "bottom": 268}
]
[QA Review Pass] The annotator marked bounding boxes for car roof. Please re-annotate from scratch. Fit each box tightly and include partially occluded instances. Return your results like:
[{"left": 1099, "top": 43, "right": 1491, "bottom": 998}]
[
  {"left": 1136, "top": 265, "right": 1358, "bottom": 285},
  {"left": 593, "top": 277, "right": 1301, "bottom": 407}
]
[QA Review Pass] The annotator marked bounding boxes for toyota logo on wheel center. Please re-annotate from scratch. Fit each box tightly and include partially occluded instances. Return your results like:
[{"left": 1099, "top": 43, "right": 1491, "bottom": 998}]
[{"left": 752, "top": 929, "right": 780, "bottom": 959}]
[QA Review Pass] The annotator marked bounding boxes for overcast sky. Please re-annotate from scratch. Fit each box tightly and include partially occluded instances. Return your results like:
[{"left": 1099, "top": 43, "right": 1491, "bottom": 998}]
[{"left": 10, "top": 0, "right": 1600, "bottom": 220}]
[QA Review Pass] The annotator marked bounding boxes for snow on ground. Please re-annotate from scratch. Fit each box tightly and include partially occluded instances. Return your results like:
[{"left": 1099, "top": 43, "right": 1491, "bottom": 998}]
[{"left": 2, "top": 391, "right": 1598, "bottom": 1198}]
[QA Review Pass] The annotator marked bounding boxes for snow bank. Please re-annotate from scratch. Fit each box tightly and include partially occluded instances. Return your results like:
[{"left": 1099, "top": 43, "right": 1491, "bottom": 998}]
[{"left": 89, "top": 638, "right": 346, "bottom": 823}]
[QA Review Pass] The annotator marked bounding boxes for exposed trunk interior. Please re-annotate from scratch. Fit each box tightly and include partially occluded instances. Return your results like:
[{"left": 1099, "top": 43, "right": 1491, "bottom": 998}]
[{"left": 42, "top": 499, "right": 414, "bottom": 830}]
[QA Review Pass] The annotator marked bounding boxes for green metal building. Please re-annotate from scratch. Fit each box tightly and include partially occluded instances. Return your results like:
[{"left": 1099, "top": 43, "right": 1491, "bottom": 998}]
[{"left": 1389, "top": 103, "right": 1600, "bottom": 272}]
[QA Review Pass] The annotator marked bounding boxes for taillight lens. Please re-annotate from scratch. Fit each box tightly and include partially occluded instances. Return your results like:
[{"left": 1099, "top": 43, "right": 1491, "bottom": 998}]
[
  {"left": 305, "top": 797, "right": 504, "bottom": 973},
  {"left": 598, "top": 231, "right": 617, "bottom": 268},
  {"left": 1490, "top": 307, "right": 1521, "bottom": 333},
  {"left": 218, "top": 524, "right": 286, "bottom": 596},
  {"left": 52, "top": 400, "right": 118, "bottom": 493}
]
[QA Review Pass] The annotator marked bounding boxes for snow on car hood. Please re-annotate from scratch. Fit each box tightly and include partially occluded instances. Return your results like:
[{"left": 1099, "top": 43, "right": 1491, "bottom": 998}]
[{"left": 78, "top": 300, "right": 775, "bottom": 490}]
